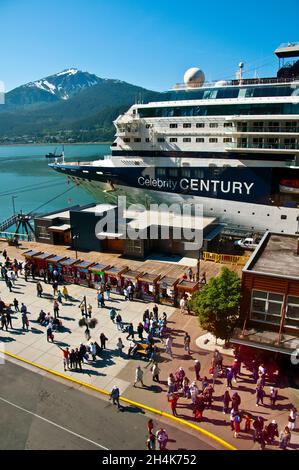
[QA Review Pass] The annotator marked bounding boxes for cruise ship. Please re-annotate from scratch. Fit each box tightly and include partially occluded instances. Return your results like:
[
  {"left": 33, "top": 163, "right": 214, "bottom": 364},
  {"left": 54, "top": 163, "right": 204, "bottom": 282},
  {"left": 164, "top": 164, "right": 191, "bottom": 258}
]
[{"left": 51, "top": 43, "right": 299, "bottom": 234}]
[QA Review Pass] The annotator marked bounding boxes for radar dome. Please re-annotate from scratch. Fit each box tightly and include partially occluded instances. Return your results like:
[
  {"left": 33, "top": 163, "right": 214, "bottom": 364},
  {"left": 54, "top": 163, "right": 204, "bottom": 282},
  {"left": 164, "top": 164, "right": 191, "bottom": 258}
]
[
  {"left": 214, "top": 80, "right": 228, "bottom": 87},
  {"left": 184, "top": 68, "right": 205, "bottom": 88}
]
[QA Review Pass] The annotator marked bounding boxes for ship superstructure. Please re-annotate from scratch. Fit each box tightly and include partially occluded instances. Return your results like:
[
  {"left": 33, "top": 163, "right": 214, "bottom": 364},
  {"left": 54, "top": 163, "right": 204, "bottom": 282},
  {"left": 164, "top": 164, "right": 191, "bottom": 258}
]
[{"left": 51, "top": 43, "right": 299, "bottom": 234}]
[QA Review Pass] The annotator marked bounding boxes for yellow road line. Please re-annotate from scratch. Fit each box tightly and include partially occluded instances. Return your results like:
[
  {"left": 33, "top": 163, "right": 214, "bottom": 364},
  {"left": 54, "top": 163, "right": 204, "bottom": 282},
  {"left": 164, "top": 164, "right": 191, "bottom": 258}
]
[{"left": 1, "top": 350, "right": 236, "bottom": 451}]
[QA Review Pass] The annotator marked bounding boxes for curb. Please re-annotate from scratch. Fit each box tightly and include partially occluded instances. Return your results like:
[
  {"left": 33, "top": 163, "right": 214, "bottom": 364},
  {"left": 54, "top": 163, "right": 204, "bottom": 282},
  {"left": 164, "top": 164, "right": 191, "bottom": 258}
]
[{"left": 1, "top": 349, "right": 237, "bottom": 451}]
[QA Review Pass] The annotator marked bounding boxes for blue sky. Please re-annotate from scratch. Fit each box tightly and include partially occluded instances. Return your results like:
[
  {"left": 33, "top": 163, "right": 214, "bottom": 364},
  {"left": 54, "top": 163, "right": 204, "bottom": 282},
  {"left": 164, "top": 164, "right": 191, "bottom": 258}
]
[{"left": 1, "top": 0, "right": 299, "bottom": 91}]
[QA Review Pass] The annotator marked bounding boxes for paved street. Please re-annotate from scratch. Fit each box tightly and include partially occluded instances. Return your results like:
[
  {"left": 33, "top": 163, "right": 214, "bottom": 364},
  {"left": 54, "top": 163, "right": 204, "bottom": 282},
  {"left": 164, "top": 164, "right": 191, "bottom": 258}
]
[{"left": 0, "top": 361, "right": 215, "bottom": 450}]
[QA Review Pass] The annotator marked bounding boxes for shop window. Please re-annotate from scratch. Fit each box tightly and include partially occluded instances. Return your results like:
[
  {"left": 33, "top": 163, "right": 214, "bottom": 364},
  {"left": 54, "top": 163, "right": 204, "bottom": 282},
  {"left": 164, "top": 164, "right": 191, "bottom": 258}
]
[
  {"left": 251, "top": 290, "right": 284, "bottom": 324},
  {"left": 286, "top": 296, "right": 299, "bottom": 328}
]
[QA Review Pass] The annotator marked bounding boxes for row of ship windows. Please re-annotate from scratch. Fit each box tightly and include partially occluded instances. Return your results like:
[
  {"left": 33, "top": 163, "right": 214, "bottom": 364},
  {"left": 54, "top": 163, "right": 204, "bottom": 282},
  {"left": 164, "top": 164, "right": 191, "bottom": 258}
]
[
  {"left": 146, "top": 123, "right": 232, "bottom": 129},
  {"left": 123, "top": 137, "right": 232, "bottom": 143}
]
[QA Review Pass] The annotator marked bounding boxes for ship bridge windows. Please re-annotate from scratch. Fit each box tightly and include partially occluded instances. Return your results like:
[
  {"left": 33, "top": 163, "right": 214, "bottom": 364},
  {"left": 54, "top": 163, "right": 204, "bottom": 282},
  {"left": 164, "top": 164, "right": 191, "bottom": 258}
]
[
  {"left": 123, "top": 138, "right": 131, "bottom": 142},
  {"left": 209, "top": 138, "right": 218, "bottom": 143},
  {"left": 209, "top": 123, "right": 218, "bottom": 128},
  {"left": 138, "top": 103, "right": 299, "bottom": 118},
  {"left": 196, "top": 138, "right": 205, "bottom": 143},
  {"left": 134, "top": 138, "right": 141, "bottom": 142},
  {"left": 157, "top": 138, "right": 165, "bottom": 142},
  {"left": 183, "top": 137, "right": 191, "bottom": 142},
  {"left": 169, "top": 137, "right": 178, "bottom": 142},
  {"left": 170, "top": 123, "right": 178, "bottom": 128},
  {"left": 224, "top": 122, "right": 233, "bottom": 127},
  {"left": 183, "top": 123, "right": 192, "bottom": 128},
  {"left": 285, "top": 121, "right": 297, "bottom": 132},
  {"left": 223, "top": 137, "right": 232, "bottom": 143},
  {"left": 196, "top": 123, "right": 205, "bottom": 128}
]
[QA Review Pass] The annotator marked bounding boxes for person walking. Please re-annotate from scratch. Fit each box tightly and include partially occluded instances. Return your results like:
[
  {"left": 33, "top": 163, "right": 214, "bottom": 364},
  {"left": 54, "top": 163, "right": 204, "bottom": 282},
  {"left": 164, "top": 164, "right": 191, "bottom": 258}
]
[
  {"left": 69, "top": 349, "right": 76, "bottom": 369},
  {"left": 226, "top": 367, "right": 234, "bottom": 389},
  {"left": 52, "top": 280, "right": 58, "bottom": 296},
  {"left": 97, "top": 291, "right": 105, "bottom": 308},
  {"left": 256, "top": 384, "right": 264, "bottom": 407},
  {"left": 168, "top": 393, "right": 179, "bottom": 417},
  {"left": 100, "top": 332, "right": 108, "bottom": 349},
  {"left": 87, "top": 304, "right": 92, "bottom": 318},
  {"left": 110, "top": 386, "right": 120, "bottom": 409},
  {"left": 233, "top": 413, "right": 242, "bottom": 438},
  {"left": 53, "top": 300, "right": 60, "bottom": 319},
  {"left": 151, "top": 362, "right": 160, "bottom": 383},
  {"left": 183, "top": 332, "right": 191, "bottom": 355},
  {"left": 223, "top": 390, "right": 231, "bottom": 414},
  {"left": 109, "top": 308, "right": 117, "bottom": 323},
  {"left": 46, "top": 322, "right": 54, "bottom": 342},
  {"left": 288, "top": 405, "right": 297, "bottom": 431},
  {"left": 116, "top": 338, "right": 124, "bottom": 356},
  {"left": 60, "top": 346, "right": 70, "bottom": 371},
  {"left": 90, "top": 342, "right": 97, "bottom": 361},
  {"left": 1, "top": 313, "right": 7, "bottom": 331},
  {"left": 137, "top": 322, "right": 144, "bottom": 340},
  {"left": 22, "top": 312, "right": 29, "bottom": 331},
  {"left": 231, "top": 392, "right": 241, "bottom": 412},
  {"left": 134, "top": 365, "right": 145, "bottom": 387},
  {"left": 75, "top": 348, "right": 82, "bottom": 371},
  {"left": 126, "top": 323, "right": 134, "bottom": 340},
  {"left": 57, "top": 290, "right": 63, "bottom": 304},
  {"left": 7, "top": 278, "right": 13, "bottom": 292},
  {"left": 165, "top": 335, "right": 173, "bottom": 358},
  {"left": 146, "top": 433, "right": 156, "bottom": 451},
  {"left": 62, "top": 285, "right": 69, "bottom": 301},
  {"left": 279, "top": 426, "right": 291, "bottom": 450},
  {"left": 36, "top": 282, "right": 43, "bottom": 298},
  {"left": 6, "top": 311, "right": 13, "bottom": 329},
  {"left": 13, "top": 298, "right": 19, "bottom": 312},
  {"left": 115, "top": 313, "right": 123, "bottom": 332},
  {"left": 194, "top": 360, "right": 201, "bottom": 380},
  {"left": 212, "top": 364, "right": 220, "bottom": 387},
  {"left": 269, "top": 386, "right": 278, "bottom": 408},
  {"left": 156, "top": 428, "right": 168, "bottom": 451},
  {"left": 105, "top": 283, "right": 111, "bottom": 301}
]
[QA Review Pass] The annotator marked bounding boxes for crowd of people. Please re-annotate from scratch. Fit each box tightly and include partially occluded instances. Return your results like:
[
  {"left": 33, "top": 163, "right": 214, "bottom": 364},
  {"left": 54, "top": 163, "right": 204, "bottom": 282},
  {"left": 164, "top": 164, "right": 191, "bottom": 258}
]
[{"left": 1, "top": 248, "right": 298, "bottom": 451}]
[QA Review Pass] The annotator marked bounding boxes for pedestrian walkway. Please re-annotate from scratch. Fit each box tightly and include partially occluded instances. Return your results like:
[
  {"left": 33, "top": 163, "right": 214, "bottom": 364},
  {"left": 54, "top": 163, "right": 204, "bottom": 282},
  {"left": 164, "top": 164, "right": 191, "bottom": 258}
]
[{"left": 0, "top": 249, "right": 298, "bottom": 450}]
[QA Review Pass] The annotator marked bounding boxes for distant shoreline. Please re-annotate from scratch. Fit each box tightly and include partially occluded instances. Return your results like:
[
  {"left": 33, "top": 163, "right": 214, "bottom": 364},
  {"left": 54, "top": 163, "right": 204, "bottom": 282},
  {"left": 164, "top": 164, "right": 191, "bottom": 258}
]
[{"left": 0, "top": 142, "right": 112, "bottom": 147}]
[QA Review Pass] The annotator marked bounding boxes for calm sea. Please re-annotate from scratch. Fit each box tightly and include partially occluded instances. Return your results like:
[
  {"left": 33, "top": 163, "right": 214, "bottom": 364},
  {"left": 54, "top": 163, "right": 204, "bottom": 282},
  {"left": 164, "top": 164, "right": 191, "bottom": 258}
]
[{"left": 0, "top": 144, "right": 110, "bottom": 222}]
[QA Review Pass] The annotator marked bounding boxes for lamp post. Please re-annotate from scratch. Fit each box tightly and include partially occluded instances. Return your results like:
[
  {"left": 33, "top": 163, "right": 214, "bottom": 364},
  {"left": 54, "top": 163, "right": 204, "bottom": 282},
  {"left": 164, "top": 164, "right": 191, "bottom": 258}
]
[
  {"left": 72, "top": 233, "right": 79, "bottom": 259},
  {"left": 12, "top": 196, "right": 18, "bottom": 215}
]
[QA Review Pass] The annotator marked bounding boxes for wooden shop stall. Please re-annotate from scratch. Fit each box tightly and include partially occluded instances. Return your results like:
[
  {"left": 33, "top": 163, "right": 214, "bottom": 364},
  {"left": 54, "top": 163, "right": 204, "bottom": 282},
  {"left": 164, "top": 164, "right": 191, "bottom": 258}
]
[
  {"left": 89, "top": 263, "right": 111, "bottom": 290},
  {"left": 59, "top": 257, "right": 81, "bottom": 283},
  {"left": 73, "top": 260, "right": 95, "bottom": 287},
  {"left": 23, "top": 250, "right": 43, "bottom": 262},
  {"left": 121, "top": 269, "right": 144, "bottom": 298},
  {"left": 31, "top": 252, "right": 54, "bottom": 276},
  {"left": 104, "top": 265, "right": 128, "bottom": 293},
  {"left": 138, "top": 272, "right": 161, "bottom": 302},
  {"left": 46, "top": 255, "right": 68, "bottom": 275},
  {"left": 157, "top": 275, "right": 181, "bottom": 306},
  {"left": 177, "top": 279, "right": 200, "bottom": 301}
]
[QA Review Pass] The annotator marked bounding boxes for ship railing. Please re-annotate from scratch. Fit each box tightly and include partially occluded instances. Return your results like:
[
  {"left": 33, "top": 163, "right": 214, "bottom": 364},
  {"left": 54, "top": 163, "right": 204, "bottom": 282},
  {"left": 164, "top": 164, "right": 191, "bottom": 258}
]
[
  {"left": 0, "top": 231, "right": 31, "bottom": 242},
  {"left": 228, "top": 142, "right": 299, "bottom": 150},
  {"left": 234, "top": 126, "right": 299, "bottom": 133},
  {"left": 172, "top": 76, "right": 299, "bottom": 90}
]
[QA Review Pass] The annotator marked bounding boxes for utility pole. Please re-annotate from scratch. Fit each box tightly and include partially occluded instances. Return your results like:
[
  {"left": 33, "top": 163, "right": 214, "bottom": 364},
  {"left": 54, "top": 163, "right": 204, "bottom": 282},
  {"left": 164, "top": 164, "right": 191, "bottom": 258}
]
[
  {"left": 72, "top": 233, "right": 79, "bottom": 259},
  {"left": 12, "top": 196, "right": 18, "bottom": 215}
]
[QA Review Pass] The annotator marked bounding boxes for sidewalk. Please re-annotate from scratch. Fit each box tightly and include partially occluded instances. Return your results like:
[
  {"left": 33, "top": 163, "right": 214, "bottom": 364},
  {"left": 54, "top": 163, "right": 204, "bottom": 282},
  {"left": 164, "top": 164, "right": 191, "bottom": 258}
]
[{"left": 0, "top": 265, "right": 298, "bottom": 450}]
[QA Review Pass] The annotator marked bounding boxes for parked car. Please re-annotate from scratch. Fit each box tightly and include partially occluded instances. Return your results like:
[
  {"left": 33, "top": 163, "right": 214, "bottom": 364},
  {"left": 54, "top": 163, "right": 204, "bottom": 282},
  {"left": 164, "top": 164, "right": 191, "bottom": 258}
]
[{"left": 234, "top": 237, "right": 261, "bottom": 250}]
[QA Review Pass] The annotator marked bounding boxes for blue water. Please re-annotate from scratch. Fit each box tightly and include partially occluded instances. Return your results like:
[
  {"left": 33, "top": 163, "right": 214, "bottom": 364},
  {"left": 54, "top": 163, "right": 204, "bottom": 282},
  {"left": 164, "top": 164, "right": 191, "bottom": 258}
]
[{"left": 0, "top": 144, "right": 110, "bottom": 222}]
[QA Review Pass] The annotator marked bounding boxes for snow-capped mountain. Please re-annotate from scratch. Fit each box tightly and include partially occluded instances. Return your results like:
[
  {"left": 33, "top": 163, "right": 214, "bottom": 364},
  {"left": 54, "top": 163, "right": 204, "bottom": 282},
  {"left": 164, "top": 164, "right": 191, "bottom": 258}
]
[
  {"left": 25, "top": 68, "right": 102, "bottom": 100},
  {"left": 4, "top": 68, "right": 123, "bottom": 108}
]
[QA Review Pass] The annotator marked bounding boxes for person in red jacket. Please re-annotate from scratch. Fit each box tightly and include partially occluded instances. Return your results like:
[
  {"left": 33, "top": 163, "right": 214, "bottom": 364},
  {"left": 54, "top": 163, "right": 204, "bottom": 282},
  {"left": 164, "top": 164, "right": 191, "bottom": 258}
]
[{"left": 168, "top": 393, "right": 179, "bottom": 417}]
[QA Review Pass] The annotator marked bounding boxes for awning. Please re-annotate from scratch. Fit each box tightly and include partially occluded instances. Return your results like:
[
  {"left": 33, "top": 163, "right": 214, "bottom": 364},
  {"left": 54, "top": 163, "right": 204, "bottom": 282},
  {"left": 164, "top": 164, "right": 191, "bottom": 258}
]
[
  {"left": 230, "top": 327, "right": 298, "bottom": 356},
  {"left": 48, "top": 224, "right": 71, "bottom": 232},
  {"left": 138, "top": 273, "right": 161, "bottom": 284}
]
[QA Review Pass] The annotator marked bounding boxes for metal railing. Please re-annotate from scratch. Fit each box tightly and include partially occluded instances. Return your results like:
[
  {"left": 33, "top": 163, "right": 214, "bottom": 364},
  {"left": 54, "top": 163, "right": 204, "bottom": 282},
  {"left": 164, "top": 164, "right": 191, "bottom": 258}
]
[
  {"left": 235, "top": 126, "right": 299, "bottom": 133},
  {"left": 0, "top": 231, "right": 32, "bottom": 241},
  {"left": 229, "top": 142, "right": 298, "bottom": 150},
  {"left": 203, "top": 251, "right": 250, "bottom": 265}
]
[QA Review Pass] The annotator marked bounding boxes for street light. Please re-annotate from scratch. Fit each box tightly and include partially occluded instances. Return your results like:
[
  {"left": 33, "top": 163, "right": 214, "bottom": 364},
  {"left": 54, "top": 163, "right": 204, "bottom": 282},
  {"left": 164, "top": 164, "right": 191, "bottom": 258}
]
[
  {"left": 12, "top": 196, "right": 18, "bottom": 215},
  {"left": 72, "top": 233, "right": 79, "bottom": 259}
]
